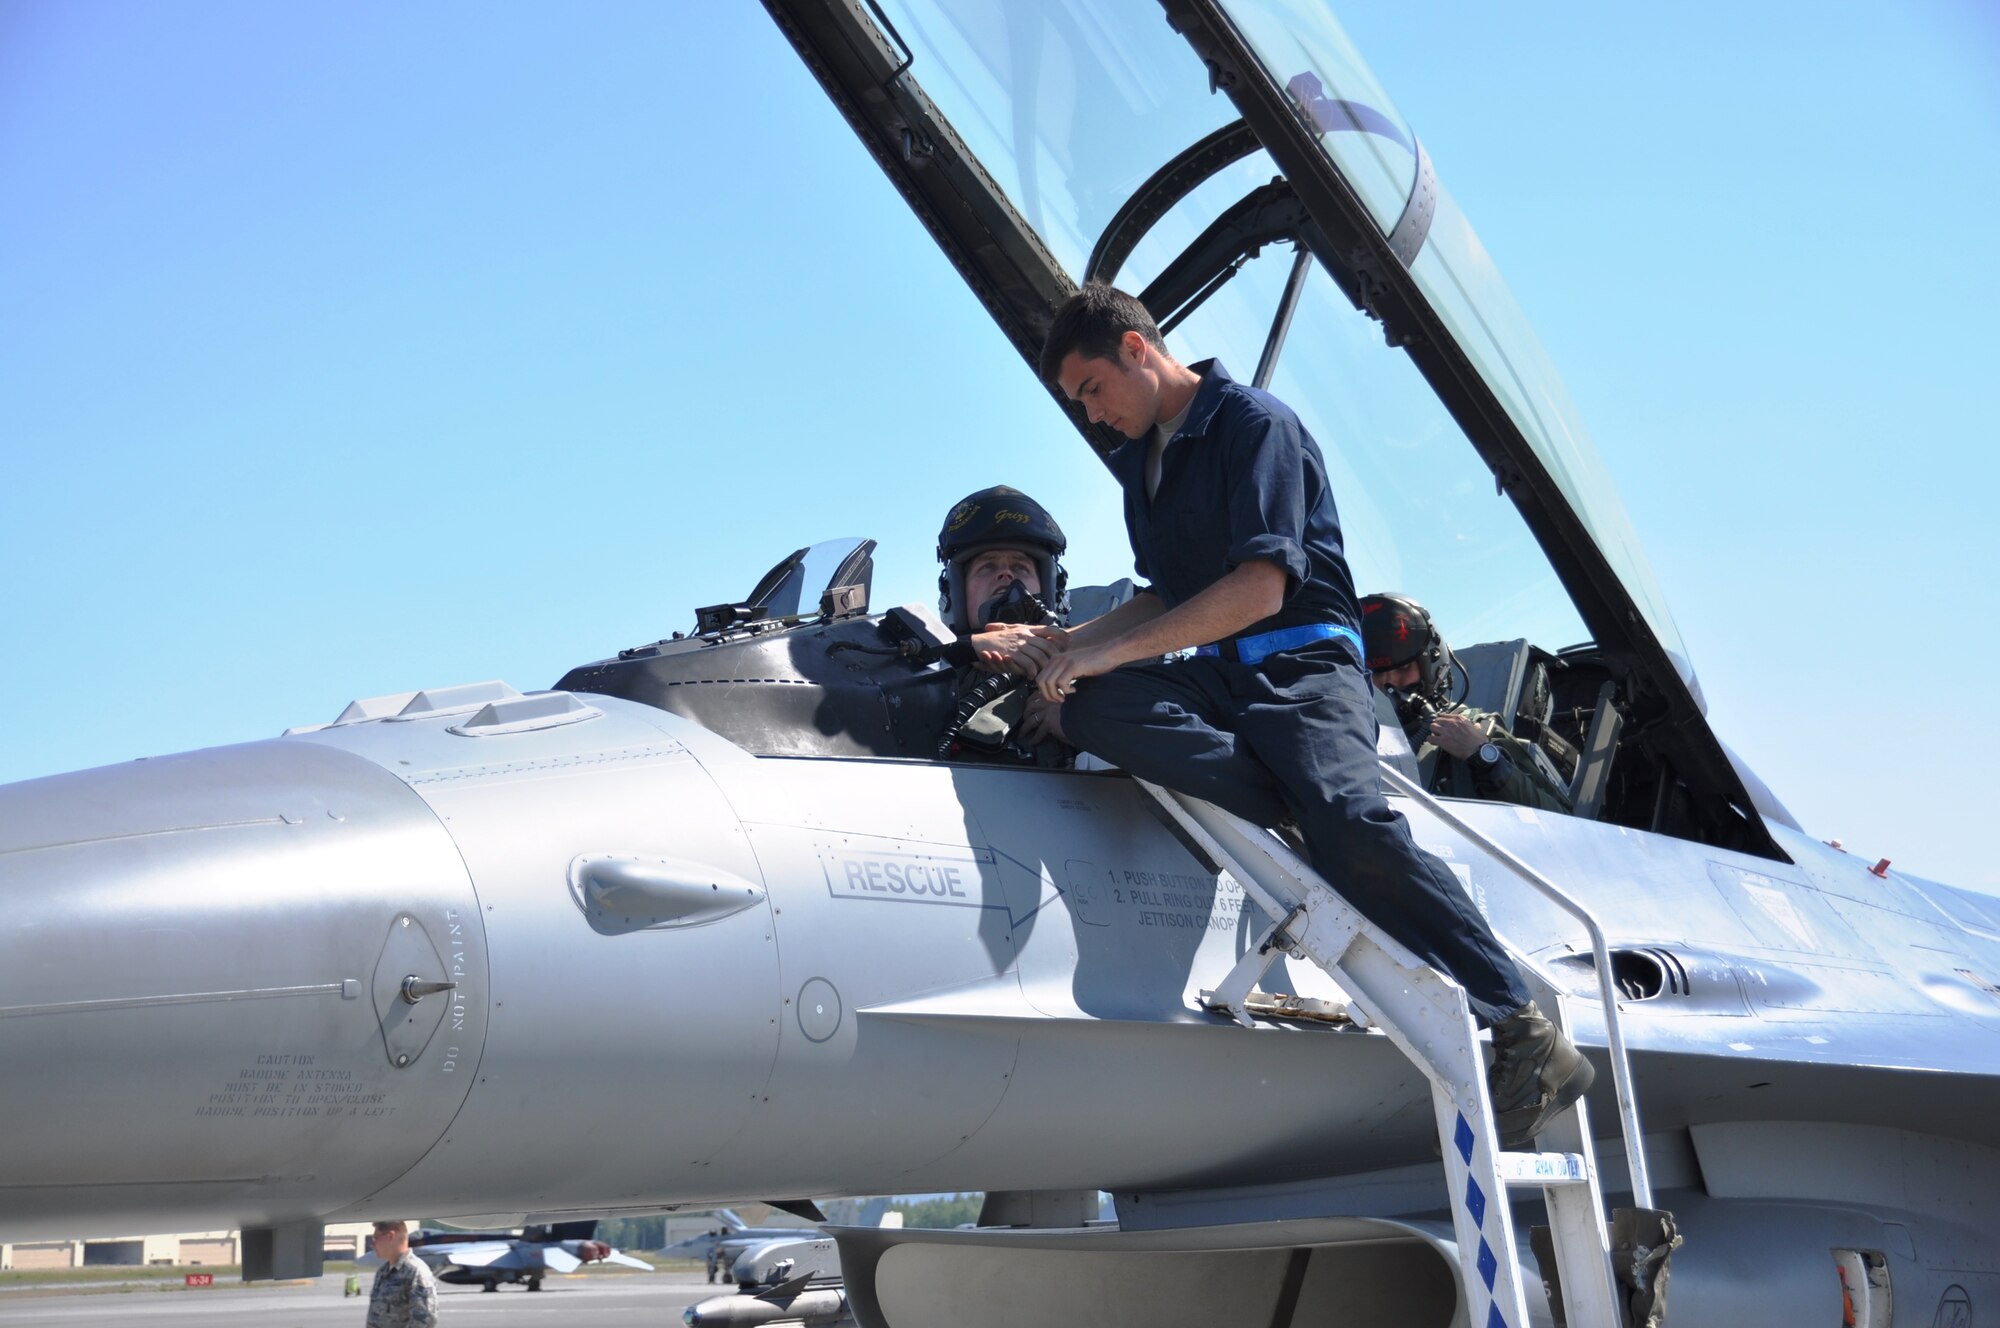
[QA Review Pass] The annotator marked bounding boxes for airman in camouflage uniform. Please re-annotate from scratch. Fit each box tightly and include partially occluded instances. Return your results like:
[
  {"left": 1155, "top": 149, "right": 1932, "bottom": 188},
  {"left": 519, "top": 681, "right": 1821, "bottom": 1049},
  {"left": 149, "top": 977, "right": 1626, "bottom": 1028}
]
[{"left": 367, "top": 1220, "right": 439, "bottom": 1328}]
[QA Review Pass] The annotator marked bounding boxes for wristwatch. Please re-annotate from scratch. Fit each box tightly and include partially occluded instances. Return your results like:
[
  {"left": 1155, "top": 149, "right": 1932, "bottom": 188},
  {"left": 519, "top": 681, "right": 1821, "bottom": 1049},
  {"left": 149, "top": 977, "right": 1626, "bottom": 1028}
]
[{"left": 1473, "top": 742, "right": 1503, "bottom": 771}]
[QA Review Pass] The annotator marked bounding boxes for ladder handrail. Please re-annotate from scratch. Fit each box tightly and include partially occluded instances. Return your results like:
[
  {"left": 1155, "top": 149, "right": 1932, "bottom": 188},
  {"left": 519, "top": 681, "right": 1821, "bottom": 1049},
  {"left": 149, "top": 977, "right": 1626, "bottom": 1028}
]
[
  {"left": 1146, "top": 780, "right": 1620, "bottom": 1326},
  {"left": 1376, "top": 759, "right": 1654, "bottom": 1208}
]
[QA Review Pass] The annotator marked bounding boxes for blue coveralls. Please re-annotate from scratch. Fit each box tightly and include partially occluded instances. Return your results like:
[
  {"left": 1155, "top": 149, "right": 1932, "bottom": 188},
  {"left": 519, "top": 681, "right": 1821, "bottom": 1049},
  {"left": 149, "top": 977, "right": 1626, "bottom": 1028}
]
[{"left": 1062, "top": 361, "right": 1531, "bottom": 1026}]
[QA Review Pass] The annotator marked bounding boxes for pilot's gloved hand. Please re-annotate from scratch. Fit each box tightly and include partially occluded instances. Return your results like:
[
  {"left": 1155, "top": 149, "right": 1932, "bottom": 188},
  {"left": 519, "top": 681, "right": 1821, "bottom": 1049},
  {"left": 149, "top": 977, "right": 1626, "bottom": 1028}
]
[
  {"left": 1426, "top": 712, "right": 1489, "bottom": 759},
  {"left": 972, "top": 622, "right": 1061, "bottom": 677}
]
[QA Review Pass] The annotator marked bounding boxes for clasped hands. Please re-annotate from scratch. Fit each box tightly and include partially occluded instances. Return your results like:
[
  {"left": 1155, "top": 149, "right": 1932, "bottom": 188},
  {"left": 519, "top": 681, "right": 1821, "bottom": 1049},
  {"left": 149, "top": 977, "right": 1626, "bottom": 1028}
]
[{"left": 968, "top": 622, "right": 1118, "bottom": 704}]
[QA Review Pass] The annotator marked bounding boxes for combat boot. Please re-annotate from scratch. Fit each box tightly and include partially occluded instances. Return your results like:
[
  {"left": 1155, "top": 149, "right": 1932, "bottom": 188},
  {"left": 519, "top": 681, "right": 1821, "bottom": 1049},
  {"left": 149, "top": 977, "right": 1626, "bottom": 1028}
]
[{"left": 1488, "top": 1001, "right": 1595, "bottom": 1149}]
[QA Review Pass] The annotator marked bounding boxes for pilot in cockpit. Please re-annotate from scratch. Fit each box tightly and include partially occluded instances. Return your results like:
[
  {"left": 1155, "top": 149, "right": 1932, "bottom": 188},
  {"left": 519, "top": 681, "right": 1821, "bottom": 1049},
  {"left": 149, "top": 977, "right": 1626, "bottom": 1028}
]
[
  {"left": 931, "top": 485, "right": 1073, "bottom": 765},
  {"left": 1361, "top": 594, "right": 1574, "bottom": 813}
]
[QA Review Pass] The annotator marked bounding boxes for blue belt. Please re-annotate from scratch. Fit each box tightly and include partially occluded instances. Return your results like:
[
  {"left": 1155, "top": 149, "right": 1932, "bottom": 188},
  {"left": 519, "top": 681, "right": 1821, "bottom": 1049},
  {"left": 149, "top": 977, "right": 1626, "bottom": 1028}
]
[{"left": 1193, "top": 622, "right": 1362, "bottom": 667}]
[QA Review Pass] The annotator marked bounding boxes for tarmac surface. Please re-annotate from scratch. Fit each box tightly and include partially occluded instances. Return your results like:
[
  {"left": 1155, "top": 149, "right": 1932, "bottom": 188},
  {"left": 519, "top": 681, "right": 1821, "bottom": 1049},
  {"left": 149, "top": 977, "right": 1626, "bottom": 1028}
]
[{"left": 0, "top": 1270, "right": 719, "bottom": 1328}]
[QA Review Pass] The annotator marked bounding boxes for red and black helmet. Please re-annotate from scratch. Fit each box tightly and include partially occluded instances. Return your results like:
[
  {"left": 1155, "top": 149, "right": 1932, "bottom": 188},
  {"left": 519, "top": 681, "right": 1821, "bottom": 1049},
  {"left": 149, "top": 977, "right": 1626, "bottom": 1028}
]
[{"left": 1360, "top": 593, "right": 1453, "bottom": 701}]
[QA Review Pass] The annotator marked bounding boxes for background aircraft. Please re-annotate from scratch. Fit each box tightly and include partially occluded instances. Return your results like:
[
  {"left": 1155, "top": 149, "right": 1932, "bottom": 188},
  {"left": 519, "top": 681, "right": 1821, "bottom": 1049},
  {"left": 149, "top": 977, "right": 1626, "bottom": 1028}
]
[
  {"left": 664, "top": 1208, "right": 828, "bottom": 1268},
  {"left": 407, "top": 1219, "right": 651, "bottom": 1292},
  {"left": 685, "top": 1209, "right": 906, "bottom": 1327}
]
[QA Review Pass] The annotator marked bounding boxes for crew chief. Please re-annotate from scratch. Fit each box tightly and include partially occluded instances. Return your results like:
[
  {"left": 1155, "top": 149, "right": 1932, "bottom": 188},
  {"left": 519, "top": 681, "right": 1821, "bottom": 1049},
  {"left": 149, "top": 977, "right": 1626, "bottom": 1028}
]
[{"left": 1030, "top": 284, "right": 1592, "bottom": 1148}]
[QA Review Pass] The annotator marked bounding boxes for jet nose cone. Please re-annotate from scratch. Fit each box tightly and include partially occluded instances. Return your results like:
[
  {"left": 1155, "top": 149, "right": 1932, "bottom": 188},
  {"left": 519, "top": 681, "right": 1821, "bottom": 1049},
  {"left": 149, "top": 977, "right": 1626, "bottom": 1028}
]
[{"left": 0, "top": 739, "right": 485, "bottom": 1240}]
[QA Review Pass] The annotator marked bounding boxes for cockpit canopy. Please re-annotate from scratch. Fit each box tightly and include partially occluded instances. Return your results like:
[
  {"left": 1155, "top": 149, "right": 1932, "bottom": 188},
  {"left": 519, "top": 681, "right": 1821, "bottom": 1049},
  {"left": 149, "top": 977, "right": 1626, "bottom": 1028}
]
[{"left": 763, "top": 0, "right": 1785, "bottom": 858}]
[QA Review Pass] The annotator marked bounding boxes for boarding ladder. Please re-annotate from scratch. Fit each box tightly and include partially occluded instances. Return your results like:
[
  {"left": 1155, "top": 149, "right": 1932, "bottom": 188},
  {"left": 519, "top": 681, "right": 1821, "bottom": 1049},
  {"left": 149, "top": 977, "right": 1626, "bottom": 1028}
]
[{"left": 1140, "top": 764, "right": 1656, "bottom": 1328}]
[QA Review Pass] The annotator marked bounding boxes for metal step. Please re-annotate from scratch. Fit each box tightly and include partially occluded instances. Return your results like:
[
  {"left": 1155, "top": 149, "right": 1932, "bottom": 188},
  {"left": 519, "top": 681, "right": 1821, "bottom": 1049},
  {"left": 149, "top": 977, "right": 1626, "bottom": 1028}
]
[
  {"left": 1494, "top": 1151, "right": 1593, "bottom": 1186},
  {"left": 1141, "top": 778, "right": 1634, "bottom": 1328}
]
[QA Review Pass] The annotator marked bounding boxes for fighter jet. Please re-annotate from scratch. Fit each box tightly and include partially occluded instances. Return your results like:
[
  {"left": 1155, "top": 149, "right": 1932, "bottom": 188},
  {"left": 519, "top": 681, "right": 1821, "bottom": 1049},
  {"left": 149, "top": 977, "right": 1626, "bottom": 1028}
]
[
  {"left": 398, "top": 1219, "right": 651, "bottom": 1292},
  {"left": 685, "top": 1233, "right": 850, "bottom": 1328},
  {"left": 3, "top": 4, "right": 1997, "bottom": 1328},
  {"left": 684, "top": 1210, "right": 905, "bottom": 1327},
  {"left": 663, "top": 1207, "right": 827, "bottom": 1267}
]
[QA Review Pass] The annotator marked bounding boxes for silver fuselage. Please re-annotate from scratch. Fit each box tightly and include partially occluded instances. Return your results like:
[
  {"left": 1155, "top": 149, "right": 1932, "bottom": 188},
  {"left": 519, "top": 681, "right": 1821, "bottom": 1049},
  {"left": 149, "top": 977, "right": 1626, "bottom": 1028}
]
[{"left": 5, "top": 681, "right": 1994, "bottom": 1239}]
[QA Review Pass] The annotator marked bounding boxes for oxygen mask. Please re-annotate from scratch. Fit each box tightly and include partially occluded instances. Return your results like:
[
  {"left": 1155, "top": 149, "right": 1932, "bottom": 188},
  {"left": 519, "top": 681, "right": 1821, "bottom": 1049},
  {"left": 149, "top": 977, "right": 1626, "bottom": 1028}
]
[
  {"left": 974, "top": 581, "right": 1051, "bottom": 628},
  {"left": 1387, "top": 687, "right": 1440, "bottom": 746}
]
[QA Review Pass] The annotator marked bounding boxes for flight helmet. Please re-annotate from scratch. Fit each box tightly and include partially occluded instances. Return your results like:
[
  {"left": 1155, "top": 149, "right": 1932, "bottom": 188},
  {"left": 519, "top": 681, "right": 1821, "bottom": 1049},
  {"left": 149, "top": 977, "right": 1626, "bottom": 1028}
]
[
  {"left": 1359, "top": 593, "right": 1455, "bottom": 703},
  {"left": 937, "top": 485, "right": 1068, "bottom": 633}
]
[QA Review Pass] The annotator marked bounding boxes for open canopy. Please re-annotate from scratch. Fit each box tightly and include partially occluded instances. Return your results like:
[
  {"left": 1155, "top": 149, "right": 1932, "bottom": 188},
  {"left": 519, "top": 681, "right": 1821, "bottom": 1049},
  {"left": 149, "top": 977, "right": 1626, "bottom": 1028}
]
[{"left": 764, "top": 0, "right": 1784, "bottom": 857}]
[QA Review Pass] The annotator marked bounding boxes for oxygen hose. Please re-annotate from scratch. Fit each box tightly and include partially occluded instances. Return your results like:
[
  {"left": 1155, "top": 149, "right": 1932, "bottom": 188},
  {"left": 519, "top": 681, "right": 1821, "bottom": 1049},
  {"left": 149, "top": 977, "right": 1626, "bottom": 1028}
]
[
  {"left": 933, "top": 582, "right": 1051, "bottom": 758},
  {"left": 934, "top": 673, "right": 1022, "bottom": 757}
]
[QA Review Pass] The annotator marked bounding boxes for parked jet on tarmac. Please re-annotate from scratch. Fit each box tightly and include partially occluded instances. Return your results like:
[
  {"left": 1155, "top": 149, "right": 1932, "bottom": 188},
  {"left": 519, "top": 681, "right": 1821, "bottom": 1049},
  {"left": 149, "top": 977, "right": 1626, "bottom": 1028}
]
[
  {"left": 2, "top": 4, "right": 1996, "bottom": 1328},
  {"left": 664, "top": 1208, "right": 826, "bottom": 1268},
  {"left": 406, "top": 1220, "right": 651, "bottom": 1292}
]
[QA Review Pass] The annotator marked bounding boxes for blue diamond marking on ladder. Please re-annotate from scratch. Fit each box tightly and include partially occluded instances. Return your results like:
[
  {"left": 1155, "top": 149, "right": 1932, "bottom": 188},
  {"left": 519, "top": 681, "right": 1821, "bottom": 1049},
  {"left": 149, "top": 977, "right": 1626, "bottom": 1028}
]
[
  {"left": 1464, "top": 1175, "right": 1487, "bottom": 1227},
  {"left": 1455, "top": 1113, "right": 1475, "bottom": 1163},
  {"left": 1478, "top": 1238, "right": 1498, "bottom": 1289},
  {"left": 1486, "top": 1305, "right": 1510, "bottom": 1328}
]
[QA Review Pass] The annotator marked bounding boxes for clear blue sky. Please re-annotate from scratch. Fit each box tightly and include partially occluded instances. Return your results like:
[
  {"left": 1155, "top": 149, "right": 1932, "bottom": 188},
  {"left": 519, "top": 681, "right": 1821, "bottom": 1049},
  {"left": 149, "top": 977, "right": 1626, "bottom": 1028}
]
[{"left": 2, "top": 3, "right": 1994, "bottom": 892}]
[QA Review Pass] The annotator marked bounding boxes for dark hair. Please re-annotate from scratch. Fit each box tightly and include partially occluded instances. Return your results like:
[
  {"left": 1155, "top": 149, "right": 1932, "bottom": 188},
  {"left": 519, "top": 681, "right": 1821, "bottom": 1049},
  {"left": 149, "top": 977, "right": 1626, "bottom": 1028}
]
[{"left": 1038, "top": 283, "right": 1165, "bottom": 384}]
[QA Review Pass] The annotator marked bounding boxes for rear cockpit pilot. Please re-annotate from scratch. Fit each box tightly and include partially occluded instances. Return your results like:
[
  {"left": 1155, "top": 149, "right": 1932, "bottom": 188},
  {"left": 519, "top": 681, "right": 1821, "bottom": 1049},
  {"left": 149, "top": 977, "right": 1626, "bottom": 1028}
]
[{"left": 1361, "top": 593, "right": 1574, "bottom": 813}]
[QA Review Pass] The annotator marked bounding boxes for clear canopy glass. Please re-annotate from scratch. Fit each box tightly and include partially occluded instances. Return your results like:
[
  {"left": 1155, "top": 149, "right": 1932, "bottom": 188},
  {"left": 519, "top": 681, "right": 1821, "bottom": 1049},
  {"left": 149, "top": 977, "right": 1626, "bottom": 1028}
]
[{"left": 876, "top": 0, "right": 1692, "bottom": 688}]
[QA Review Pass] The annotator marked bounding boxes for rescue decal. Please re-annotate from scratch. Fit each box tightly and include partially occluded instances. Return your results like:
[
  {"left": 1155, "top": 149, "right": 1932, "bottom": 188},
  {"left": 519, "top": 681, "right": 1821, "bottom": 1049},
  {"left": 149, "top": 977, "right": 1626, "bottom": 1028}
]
[{"left": 819, "top": 845, "right": 994, "bottom": 908}]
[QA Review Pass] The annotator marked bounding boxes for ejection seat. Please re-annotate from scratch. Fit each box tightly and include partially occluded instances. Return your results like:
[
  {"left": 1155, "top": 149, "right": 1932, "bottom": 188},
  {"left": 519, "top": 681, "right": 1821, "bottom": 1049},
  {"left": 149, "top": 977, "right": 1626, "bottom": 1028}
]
[{"left": 1454, "top": 638, "right": 1622, "bottom": 818}]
